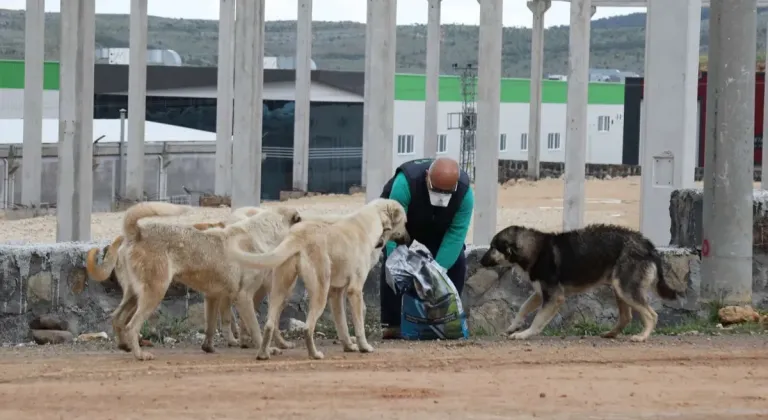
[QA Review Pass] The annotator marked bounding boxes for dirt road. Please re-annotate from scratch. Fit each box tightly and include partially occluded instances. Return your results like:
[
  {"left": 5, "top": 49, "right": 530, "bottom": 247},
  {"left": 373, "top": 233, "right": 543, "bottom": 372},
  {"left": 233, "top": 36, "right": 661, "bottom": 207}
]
[{"left": 0, "top": 336, "right": 767, "bottom": 419}]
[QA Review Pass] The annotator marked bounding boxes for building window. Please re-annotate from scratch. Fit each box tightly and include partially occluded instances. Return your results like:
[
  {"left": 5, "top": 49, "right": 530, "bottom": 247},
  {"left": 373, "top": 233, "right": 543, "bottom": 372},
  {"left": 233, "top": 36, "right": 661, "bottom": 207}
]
[
  {"left": 397, "top": 134, "right": 415, "bottom": 155},
  {"left": 499, "top": 133, "right": 507, "bottom": 152},
  {"left": 547, "top": 133, "right": 561, "bottom": 150},
  {"left": 598, "top": 115, "right": 611, "bottom": 132},
  {"left": 437, "top": 134, "right": 447, "bottom": 154},
  {"left": 520, "top": 133, "right": 528, "bottom": 151}
]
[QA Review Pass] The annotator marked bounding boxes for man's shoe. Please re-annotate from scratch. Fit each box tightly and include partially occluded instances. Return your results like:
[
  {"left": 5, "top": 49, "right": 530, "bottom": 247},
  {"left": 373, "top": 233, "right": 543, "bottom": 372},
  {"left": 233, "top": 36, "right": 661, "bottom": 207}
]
[{"left": 381, "top": 326, "right": 401, "bottom": 340}]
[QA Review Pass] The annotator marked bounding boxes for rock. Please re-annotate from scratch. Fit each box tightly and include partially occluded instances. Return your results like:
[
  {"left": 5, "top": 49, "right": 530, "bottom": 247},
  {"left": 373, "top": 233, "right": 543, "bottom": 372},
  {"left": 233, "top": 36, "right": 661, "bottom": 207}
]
[
  {"left": 195, "top": 332, "right": 206, "bottom": 342},
  {"left": 163, "top": 336, "right": 178, "bottom": 345},
  {"left": 27, "top": 272, "right": 53, "bottom": 304},
  {"left": 29, "top": 314, "right": 69, "bottom": 332},
  {"left": 77, "top": 331, "right": 109, "bottom": 342},
  {"left": 718, "top": 305, "right": 761, "bottom": 325},
  {"left": 30, "top": 329, "right": 74, "bottom": 345},
  {"left": 288, "top": 318, "right": 308, "bottom": 333}
]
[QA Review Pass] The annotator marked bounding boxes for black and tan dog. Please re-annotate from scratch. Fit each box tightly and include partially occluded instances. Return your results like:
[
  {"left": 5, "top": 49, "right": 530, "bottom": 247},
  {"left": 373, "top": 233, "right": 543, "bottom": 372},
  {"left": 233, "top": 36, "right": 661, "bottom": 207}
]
[{"left": 479, "top": 223, "right": 683, "bottom": 342}]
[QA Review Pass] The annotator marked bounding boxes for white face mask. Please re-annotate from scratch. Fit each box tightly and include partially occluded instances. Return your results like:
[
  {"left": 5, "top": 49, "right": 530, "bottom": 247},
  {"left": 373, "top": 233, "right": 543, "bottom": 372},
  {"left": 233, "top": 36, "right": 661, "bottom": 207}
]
[{"left": 428, "top": 190, "right": 452, "bottom": 207}]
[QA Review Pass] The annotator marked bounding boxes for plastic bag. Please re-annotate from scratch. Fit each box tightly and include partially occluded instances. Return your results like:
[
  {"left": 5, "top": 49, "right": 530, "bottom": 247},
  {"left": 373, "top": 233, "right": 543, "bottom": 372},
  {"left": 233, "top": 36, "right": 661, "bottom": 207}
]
[{"left": 384, "top": 244, "right": 469, "bottom": 340}]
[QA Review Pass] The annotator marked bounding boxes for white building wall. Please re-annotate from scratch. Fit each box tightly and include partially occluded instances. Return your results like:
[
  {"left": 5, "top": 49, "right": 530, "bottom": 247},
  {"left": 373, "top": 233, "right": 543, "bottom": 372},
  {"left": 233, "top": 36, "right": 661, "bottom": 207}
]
[
  {"left": 0, "top": 89, "right": 59, "bottom": 119},
  {"left": 393, "top": 100, "right": 625, "bottom": 172}
]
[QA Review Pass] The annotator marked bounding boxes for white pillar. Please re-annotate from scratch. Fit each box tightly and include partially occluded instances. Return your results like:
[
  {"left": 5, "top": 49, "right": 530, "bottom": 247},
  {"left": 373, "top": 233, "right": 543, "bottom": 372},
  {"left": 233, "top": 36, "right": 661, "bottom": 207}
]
[
  {"left": 639, "top": 0, "right": 700, "bottom": 245},
  {"left": 526, "top": 0, "right": 550, "bottom": 180},
  {"left": 473, "top": 0, "right": 503, "bottom": 245},
  {"left": 215, "top": 0, "right": 235, "bottom": 196},
  {"left": 423, "top": 0, "right": 442, "bottom": 159},
  {"left": 762, "top": 21, "right": 768, "bottom": 190},
  {"left": 125, "top": 0, "right": 148, "bottom": 201},
  {"left": 292, "top": 0, "right": 313, "bottom": 192},
  {"left": 56, "top": 0, "right": 95, "bottom": 242},
  {"left": 700, "top": 0, "right": 756, "bottom": 305},
  {"left": 361, "top": 2, "right": 374, "bottom": 188},
  {"left": 21, "top": 0, "right": 45, "bottom": 208},
  {"left": 232, "top": 0, "right": 265, "bottom": 208},
  {"left": 562, "top": 1, "right": 594, "bottom": 231},
  {"left": 364, "top": 0, "right": 397, "bottom": 203}
]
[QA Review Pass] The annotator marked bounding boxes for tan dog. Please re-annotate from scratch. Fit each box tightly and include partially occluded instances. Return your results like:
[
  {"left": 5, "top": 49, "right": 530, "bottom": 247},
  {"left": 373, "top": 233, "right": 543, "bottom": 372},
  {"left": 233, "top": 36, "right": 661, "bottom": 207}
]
[
  {"left": 227, "top": 198, "right": 409, "bottom": 360},
  {"left": 104, "top": 201, "right": 302, "bottom": 361},
  {"left": 86, "top": 223, "right": 241, "bottom": 349}
]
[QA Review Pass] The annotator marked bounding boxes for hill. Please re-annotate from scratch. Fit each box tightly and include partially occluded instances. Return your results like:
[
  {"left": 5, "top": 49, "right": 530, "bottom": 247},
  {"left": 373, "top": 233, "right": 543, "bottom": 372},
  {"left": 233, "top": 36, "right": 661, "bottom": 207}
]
[{"left": 0, "top": 8, "right": 767, "bottom": 77}]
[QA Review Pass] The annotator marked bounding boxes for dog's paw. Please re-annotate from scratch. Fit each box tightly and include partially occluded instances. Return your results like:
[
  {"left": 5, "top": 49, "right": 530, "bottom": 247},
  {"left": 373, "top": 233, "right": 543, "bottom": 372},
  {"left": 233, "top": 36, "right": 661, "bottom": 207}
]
[
  {"left": 240, "top": 341, "right": 256, "bottom": 349},
  {"left": 268, "top": 347, "right": 283, "bottom": 356},
  {"left": 504, "top": 324, "right": 524, "bottom": 335},
  {"left": 227, "top": 339, "right": 240, "bottom": 347},
  {"left": 507, "top": 330, "right": 533, "bottom": 340},
  {"left": 342, "top": 343, "right": 359, "bottom": 352},
  {"left": 256, "top": 352, "right": 271, "bottom": 360},
  {"left": 600, "top": 331, "right": 619, "bottom": 339},
  {"left": 136, "top": 351, "right": 155, "bottom": 361},
  {"left": 201, "top": 343, "right": 216, "bottom": 353},
  {"left": 358, "top": 343, "right": 374, "bottom": 353},
  {"left": 629, "top": 334, "right": 647, "bottom": 343},
  {"left": 310, "top": 350, "right": 325, "bottom": 360},
  {"left": 278, "top": 341, "right": 295, "bottom": 350}
]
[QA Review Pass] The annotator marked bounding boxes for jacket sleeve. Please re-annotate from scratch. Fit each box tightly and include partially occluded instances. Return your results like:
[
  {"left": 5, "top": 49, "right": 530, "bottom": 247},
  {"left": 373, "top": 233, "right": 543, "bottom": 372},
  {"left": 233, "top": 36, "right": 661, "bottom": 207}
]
[
  {"left": 384, "top": 172, "right": 411, "bottom": 257},
  {"left": 434, "top": 186, "right": 474, "bottom": 270}
]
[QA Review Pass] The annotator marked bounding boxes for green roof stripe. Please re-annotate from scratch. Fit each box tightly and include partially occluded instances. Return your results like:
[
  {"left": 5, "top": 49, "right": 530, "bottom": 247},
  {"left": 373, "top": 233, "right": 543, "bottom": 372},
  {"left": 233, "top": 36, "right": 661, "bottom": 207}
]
[
  {"left": 0, "top": 59, "right": 60, "bottom": 90},
  {"left": 393, "top": 73, "right": 625, "bottom": 105},
  {"left": 0, "top": 60, "right": 624, "bottom": 105}
]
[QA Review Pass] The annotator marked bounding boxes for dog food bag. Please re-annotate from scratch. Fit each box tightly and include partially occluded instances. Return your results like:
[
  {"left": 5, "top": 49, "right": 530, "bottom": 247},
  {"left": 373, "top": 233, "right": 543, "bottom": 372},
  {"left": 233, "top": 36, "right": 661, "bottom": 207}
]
[{"left": 385, "top": 245, "right": 469, "bottom": 340}]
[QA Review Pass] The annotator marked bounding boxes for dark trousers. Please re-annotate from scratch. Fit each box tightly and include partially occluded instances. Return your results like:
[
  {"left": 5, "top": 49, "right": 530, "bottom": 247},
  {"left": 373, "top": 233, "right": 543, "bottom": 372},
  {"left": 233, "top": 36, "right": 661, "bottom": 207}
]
[{"left": 380, "top": 247, "right": 467, "bottom": 328}]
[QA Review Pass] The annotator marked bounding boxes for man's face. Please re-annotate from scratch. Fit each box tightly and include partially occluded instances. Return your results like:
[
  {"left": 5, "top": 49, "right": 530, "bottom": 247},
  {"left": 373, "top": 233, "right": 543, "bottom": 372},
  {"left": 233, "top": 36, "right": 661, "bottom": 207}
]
[{"left": 426, "top": 171, "right": 456, "bottom": 208}]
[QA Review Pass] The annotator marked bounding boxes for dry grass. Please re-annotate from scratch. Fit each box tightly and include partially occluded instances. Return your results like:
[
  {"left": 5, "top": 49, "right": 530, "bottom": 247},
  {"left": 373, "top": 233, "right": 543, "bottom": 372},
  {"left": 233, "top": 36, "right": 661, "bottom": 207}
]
[{"left": 0, "top": 176, "right": 646, "bottom": 244}]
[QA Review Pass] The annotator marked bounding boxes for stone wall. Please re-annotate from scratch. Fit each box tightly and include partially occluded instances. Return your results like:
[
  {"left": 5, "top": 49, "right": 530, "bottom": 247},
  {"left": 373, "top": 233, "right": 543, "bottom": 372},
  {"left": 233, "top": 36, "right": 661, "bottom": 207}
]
[
  {"left": 497, "top": 160, "right": 763, "bottom": 183},
  {"left": 0, "top": 240, "right": 722, "bottom": 344}
]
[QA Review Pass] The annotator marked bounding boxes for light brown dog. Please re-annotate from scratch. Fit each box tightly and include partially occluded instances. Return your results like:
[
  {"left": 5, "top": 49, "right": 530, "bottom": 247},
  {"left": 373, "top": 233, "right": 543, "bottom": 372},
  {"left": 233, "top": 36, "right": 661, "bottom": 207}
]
[
  {"left": 227, "top": 198, "right": 409, "bottom": 360},
  {"left": 101, "top": 201, "right": 302, "bottom": 361}
]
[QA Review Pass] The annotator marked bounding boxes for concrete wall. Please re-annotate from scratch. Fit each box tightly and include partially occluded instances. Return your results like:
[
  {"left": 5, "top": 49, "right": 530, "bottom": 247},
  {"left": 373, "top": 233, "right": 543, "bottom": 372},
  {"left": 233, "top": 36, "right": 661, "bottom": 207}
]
[
  {"left": 0, "top": 242, "right": 706, "bottom": 344},
  {"left": 393, "top": 101, "right": 625, "bottom": 172}
]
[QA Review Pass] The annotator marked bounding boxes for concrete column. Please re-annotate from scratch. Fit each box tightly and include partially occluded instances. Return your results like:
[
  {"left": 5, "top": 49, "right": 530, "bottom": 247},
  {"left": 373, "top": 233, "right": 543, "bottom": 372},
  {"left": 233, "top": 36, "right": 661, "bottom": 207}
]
[
  {"left": 292, "top": 0, "right": 313, "bottom": 192},
  {"left": 56, "top": 0, "right": 95, "bottom": 242},
  {"left": 561, "top": 1, "right": 594, "bottom": 231},
  {"left": 215, "top": 0, "right": 235, "bottom": 196},
  {"left": 125, "top": 0, "right": 148, "bottom": 201},
  {"left": 700, "top": 0, "right": 756, "bottom": 305},
  {"left": 473, "top": 0, "right": 503, "bottom": 245},
  {"left": 361, "top": 2, "right": 374, "bottom": 188},
  {"left": 639, "top": 0, "right": 700, "bottom": 245},
  {"left": 232, "top": 0, "right": 266, "bottom": 208},
  {"left": 762, "top": 22, "right": 768, "bottom": 190},
  {"left": 21, "top": 0, "right": 45, "bottom": 208},
  {"left": 422, "top": 0, "right": 442, "bottom": 159},
  {"left": 364, "top": 0, "right": 397, "bottom": 203},
  {"left": 526, "top": 0, "right": 550, "bottom": 180}
]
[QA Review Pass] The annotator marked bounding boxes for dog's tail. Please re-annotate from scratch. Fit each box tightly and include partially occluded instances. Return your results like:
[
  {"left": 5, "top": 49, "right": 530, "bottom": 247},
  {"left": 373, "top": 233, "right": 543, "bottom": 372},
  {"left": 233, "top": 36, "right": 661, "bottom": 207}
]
[
  {"left": 85, "top": 235, "right": 124, "bottom": 282},
  {"left": 123, "top": 201, "right": 192, "bottom": 242},
  {"left": 653, "top": 251, "right": 683, "bottom": 300},
  {"left": 227, "top": 233, "right": 301, "bottom": 269}
]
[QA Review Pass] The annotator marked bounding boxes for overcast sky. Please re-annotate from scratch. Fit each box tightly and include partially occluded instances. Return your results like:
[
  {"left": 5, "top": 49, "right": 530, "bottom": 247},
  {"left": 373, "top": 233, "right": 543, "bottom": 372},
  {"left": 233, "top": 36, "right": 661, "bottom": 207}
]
[{"left": 0, "top": 0, "right": 645, "bottom": 28}]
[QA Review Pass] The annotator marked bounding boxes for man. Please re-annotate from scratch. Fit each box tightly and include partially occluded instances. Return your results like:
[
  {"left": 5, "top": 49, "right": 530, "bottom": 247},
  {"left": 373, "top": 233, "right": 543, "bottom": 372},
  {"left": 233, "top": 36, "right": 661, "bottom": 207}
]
[{"left": 379, "top": 157, "right": 475, "bottom": 339}]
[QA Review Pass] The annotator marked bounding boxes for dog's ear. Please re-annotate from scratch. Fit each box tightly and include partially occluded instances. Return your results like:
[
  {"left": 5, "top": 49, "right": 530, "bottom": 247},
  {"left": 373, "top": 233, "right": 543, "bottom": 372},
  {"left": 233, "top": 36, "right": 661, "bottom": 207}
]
[{"left": 290, "top": 211, "right": 302, "bottom": 225}]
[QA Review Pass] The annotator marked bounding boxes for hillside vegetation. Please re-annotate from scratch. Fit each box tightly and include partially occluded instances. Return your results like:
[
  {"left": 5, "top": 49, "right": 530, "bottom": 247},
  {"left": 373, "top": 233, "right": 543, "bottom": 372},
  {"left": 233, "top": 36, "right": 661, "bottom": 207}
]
[{"left": 0, "top": 8, "right": 768, "bottom": 77}]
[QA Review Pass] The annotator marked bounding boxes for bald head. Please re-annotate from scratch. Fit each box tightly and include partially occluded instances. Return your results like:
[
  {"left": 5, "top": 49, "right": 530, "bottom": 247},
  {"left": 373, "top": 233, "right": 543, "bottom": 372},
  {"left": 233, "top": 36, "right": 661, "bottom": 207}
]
[{"left": 427, "top": 157, "right": 460, "bottom": 191}]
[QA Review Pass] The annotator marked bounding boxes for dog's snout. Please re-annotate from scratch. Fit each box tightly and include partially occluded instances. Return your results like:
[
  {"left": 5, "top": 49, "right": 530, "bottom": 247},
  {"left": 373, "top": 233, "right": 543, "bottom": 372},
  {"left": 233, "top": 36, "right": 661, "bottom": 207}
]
[{"left": 479, "top": 249, "right": 498, "bottom": 267}]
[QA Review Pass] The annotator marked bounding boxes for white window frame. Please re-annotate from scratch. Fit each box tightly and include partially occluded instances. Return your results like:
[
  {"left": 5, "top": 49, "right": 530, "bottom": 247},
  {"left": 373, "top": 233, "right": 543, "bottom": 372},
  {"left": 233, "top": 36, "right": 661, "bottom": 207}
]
[
  {"left": 437, "top": 134, "right": 447, "bottom": 154},
  {"left": 397, "top": 134, "right": 415, "bottom": 155},
  {"left": 499, "top": 133, "right": 508, "bottom": 152},
  {"left": 520, "top": 133, "right": 528, "bottom": 151},
  {"left": 597, "top": 115, "right": 611, "bottom": 132},
  {"left": 547, "top": 133, "right": 561, "bottom": 151}
]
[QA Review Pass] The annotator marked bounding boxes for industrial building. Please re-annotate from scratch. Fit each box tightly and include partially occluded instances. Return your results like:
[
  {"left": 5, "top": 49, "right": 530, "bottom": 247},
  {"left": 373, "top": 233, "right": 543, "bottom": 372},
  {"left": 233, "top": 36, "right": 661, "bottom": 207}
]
[{"left": 0, "top": 59, "right": 628, "bottom": 206}]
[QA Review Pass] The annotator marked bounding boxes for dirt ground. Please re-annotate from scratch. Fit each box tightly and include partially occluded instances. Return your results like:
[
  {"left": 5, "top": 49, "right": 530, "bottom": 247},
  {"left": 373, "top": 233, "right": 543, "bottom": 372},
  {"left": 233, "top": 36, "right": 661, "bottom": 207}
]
[
  {"left": 0, "top": 177, "right": 646, "bottom": 243},
  {"left": 0, "top": 336, "right": 767, "bottom": 419}
]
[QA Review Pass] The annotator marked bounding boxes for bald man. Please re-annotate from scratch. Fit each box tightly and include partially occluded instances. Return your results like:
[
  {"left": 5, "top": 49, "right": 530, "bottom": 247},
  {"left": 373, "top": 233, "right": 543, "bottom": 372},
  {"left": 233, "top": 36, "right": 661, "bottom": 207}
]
[{"left": 379, "top": 157, "right": 475, "bottom": 339}]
